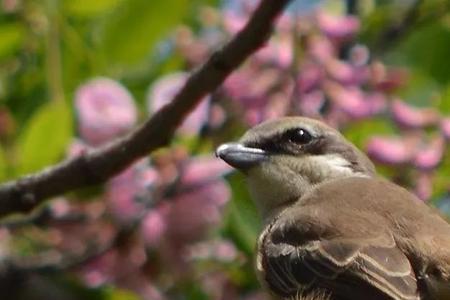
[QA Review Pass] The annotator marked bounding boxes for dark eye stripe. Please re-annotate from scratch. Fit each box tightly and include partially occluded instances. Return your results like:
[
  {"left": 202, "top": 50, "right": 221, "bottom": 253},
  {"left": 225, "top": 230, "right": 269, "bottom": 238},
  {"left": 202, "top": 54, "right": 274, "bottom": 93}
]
[{"left": 244, "top": 128, "right": 318, "bottom": 155}]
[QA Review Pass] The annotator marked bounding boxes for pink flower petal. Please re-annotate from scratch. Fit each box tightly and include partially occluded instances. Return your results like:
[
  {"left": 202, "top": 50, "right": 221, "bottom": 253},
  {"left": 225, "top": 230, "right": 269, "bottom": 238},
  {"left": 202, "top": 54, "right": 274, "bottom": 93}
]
[
  {"left": 325, "top": 83, "right": 386, "bottom": 118},
  {"left": 180, "top": 155, "right": 232, "bottom": 186},
  {"left": 415, "top": 173, "right": 433, "bottom": 201},
  {"left": 297, "top": 64, "right": 323, "bottom": 93},
  {"left": 67, "top": 138, "right": 89, "bottom": 157},
  {"left": 371, "top": 62, "right": 408, "bottom": 92},
  {"left": 141, "top": 206, "right": 169, "bottom": 247},
  {"left": 366, "top": 136, "right": 417, "bottom": 165},
  {"left": 147, "top": 72, "right": 209, "bottom": 135},
  {"left": 255, "top": 34, "right": 293, "bottom": 68},
  {"left": 298, "top": 90, "right": 325, "bottom": 116},
  {"left": 440, "top": 117, "right": 450, "bottom": 140},
  {"left": 106, "top": 160, "right": 156, "bottom": 223},
  {"left": 413, "top": 137, "right": 444, "bottom": 170},
  {"left": 222, "top": 11, "right": 247, "bottom": 34},
  {"left": 316, "top": 11, "right": 360, "bottom": 40},
  {"left": 75, "top": 78, "right": 137, "bottom": 146},
  {"left": 186, "top": 240, "right": 238, "bottom": 262},
  {"left": 391, "top": 99, "right": 439, "bottom": 129},
  {"left": 166, "top": 180, "right": 230, "bottom": 244},
  {"left": 325, "top": 59, "right": 356, "bottom": 85},
  {"left": 307, "top": 35, "right": 336, "bottom": 63}
]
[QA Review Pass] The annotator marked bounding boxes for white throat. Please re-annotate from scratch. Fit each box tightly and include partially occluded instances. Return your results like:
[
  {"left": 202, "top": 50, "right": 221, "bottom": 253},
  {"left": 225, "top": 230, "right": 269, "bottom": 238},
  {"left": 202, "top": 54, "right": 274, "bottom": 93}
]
[{"left": 246, "top": 154, "right": 368, "bottom": 222}]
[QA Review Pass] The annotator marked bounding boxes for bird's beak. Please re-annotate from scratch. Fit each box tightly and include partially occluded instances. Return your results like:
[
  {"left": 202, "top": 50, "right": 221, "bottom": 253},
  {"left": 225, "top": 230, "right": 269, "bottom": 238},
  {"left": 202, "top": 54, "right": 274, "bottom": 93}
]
[{"left": 216, "top": 143, "right": 268, "bottom": 170}]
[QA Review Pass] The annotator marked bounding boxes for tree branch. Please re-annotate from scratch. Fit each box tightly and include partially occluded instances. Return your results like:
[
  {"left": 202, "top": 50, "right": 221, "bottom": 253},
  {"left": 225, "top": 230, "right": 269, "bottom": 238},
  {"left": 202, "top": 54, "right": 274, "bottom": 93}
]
[{"left": 0, "top": 0, "right": 292, "bottom": 218}]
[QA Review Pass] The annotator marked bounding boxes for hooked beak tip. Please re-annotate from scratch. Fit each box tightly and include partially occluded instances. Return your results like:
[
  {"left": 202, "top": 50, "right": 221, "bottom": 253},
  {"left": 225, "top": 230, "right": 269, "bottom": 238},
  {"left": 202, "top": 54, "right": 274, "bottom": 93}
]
[{"left": 215, "top": 143, "right": 267, "bottom": 170}]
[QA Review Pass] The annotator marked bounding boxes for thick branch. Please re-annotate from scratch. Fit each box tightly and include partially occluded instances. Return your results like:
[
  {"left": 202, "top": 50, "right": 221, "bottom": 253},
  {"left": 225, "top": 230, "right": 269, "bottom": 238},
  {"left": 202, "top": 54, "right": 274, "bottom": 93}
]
[{"left": 0, "top": 0, "right": 292, "bottom": 218}]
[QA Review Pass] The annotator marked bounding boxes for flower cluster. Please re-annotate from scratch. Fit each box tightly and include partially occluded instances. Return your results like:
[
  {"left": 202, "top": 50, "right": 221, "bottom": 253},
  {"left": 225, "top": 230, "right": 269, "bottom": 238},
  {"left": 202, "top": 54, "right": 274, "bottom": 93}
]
[
  {"left": 63, "top": 4, "right": 450, "bottom": 298},
  {"left": 5, "top": 2, "right": 450, "bottom": 300},
  {"left": 65, "top": 77, "right": 237, "bottom": 299},
  {"left": 174, "top": 2, "right": 449, "bottom": 201}
]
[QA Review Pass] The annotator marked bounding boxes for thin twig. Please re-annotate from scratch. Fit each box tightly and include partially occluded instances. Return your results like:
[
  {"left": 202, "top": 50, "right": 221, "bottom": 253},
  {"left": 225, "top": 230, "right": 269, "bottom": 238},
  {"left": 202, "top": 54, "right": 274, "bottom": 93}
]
[{"left": 0, "top": 0, "right": 293, "bottom": 218}]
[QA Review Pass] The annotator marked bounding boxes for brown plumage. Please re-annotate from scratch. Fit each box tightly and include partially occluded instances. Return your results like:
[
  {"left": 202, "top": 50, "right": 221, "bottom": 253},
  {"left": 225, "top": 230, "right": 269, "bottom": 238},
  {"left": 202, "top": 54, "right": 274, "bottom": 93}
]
[{"left": 216, "top": 117, "right": 450, "bottom": 300}]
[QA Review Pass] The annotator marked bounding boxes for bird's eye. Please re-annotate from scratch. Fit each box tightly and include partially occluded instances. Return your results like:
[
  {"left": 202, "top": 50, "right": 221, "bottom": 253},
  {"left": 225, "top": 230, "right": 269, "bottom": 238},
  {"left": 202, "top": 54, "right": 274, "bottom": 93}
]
[{"left": 285, "top": 128, "right": 313, "bottom": 145}]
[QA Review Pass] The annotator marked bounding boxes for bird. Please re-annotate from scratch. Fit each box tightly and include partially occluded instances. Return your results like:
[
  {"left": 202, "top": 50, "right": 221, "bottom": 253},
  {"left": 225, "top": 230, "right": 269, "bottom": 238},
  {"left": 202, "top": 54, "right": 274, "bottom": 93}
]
[{"left": 215, "top": 116, "right": 450, "bottom": 300}]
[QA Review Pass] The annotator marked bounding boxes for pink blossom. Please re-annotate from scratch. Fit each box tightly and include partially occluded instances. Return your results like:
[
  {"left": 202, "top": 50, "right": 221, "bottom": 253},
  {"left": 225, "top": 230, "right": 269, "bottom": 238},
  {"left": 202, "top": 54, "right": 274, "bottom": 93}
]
[
  {"left": 165, "top": 178, "right": 230, "bottom": 245},
  {"left": 371, "top": 62, "right": 408, "bottom": 92},
  {"left": 141, "top": 155, "right": 231, "bottom": 248},
  {"left": 298, "top": 90, "right": 325, "bottom": 117},
  {"left": 391, "top": 99, "right": 439, "bottom": 129},
  {"left": 2, "top": 0, "right": 19, "bottom": 12},
  {"left": 225, "top": 67, "right": 279, "bottom": 103},
  {"left": 316, "top": 11, "right": 360, "bottom": 40},
  {"left": 142, "top": 180, "right": 230, "bottom": 247},
  {"left": 75, "top": 78, "right": 137, "bottom": 146},
  {"left": 49, "top": 198, "right": 71, "bottom": 218},
  {"left": 179, "top": 155, "right": 232, "bottom": 186},
  {"left": 325, "top": 59, "right": 368, "bottom": 85},
  {"left": 297, "top": 64, "right": 323, "bottom": 93},
  {"left": 413, "top": 137, "right": 444, "bottom": 170},
  {"left": 147, "top": 72, "right": 209, "bottom": 135},
  {"left": 0, "top": 228, "right": 11, "bottom": 257},
  {"left": 67, "top": 138, "right": 89, "bottom": 157},
  {"left": 78, "top": 245, "right": 159, "bottom": 300},
  {"left": 186, "top": 240, "right": 238, "bottom": 262},
  {"left": 141, "top": 205, "right": 169, "bottom": 247},
  {"left": 414, "top": 173, "right": 433, "bottom": 201},
  {"left": 209, "top": 103, "right": 226, "bottom": 128},
  {"left": 307, "top": 35, "right": 336, "bottom": 63},
  {"left": 276, "top": 14, "right": 294, "bottom": 32},
  {"left": 80, "top": 250, "right": 116, "bottom": 287},
  {"left": 366, "top": 136, "right": 417, "bottom": 165},
  {"left": 264, "top": 93, "right": 290, "bottom": 121},
  {"left": 222, "top": 11, "right": 247, "bottom": 34},
  {"left": 106, "top": 160, "right": 157, "bottom": 223},
  {"left": 224, "top": 67, "right": 285, "bottom": 125},
  {"left": 175, "top": 26, "right": 210, "bottom": 65},
  {"left": 141, "top": 156, "right": 231, "bottom": 247},
  {"left": 255, "top": 34, "right": 293, "bottom": 68},
  {"left": 325, "top": 83, "right": 386, "bottom": 118},
  {"left": 440, "top": 118, "right": 450, "bottom": 140}
]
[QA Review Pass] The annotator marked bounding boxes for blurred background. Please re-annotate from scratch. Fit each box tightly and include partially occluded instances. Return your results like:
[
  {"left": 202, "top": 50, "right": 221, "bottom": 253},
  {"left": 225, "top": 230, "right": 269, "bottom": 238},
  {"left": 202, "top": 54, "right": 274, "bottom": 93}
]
[{"left": 0, "top": 0, "right": 450, "bottom": 299}]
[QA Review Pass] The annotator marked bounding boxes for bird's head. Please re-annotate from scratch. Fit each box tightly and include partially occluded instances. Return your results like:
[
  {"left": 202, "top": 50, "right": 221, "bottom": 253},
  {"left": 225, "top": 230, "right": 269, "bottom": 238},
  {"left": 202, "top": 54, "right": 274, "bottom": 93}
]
[{"left": 216, "top": 117, "right": 376, "bottom": 219}]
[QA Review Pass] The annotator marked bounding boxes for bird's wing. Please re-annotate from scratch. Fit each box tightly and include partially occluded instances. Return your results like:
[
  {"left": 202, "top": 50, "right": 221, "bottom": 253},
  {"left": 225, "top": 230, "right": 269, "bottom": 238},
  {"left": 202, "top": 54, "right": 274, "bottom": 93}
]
[{"left": 260, "top": 222, "right": 419, "bottom": 300}]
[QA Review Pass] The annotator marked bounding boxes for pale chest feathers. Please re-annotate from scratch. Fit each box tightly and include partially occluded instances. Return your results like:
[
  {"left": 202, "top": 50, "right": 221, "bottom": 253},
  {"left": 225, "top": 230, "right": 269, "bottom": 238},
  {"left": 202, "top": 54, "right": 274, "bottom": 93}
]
[{"left": 246, "top": 154, "right": 367, "bottom": 220}]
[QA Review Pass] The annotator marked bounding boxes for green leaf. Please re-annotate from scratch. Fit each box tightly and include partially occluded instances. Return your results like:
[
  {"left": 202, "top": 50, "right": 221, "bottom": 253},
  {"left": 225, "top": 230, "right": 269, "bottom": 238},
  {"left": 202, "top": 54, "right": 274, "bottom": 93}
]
[
  {"left": 430, "top": 151, "right": 450, "bottom": 201},
  {"left": 438, "top": 84, "right": 450, "bottom": 114},
  {"left": 0, "top": 145, "right": 6, "bottom": 181},
  {"left": 391, "top": 23, "right": 450, "bottom": 85},
  {"left": 104, "top": 287, "right": 140, "bottom": 300},
  {"left": 96, "top": 0, "right": 188, "bottom": 70},
  {"left": 17, "top": 101, "right": 73, "bottom": 175},
  {"left": 342, "top": 118, "right": 396, "bottom": 149},
  {"left": 0, "top": 22, "right": 25, "bottom": 59},
  {"left": 223, "top": 173, "right": 261, "bottom": 255},
  {"left": 63, "top": 0, "right": 124, "bottom": 18},
  {"left": 394, "top": 69, "right": 439, "bottom": 106}
]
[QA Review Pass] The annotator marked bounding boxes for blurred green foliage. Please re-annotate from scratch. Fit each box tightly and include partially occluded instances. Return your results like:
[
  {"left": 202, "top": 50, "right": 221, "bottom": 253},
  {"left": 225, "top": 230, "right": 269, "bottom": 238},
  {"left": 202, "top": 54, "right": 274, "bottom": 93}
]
[{"left": 2, "top": 0, "right": 450, "bottom": 299}]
